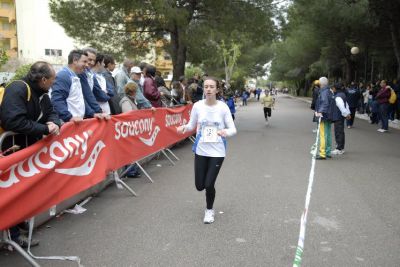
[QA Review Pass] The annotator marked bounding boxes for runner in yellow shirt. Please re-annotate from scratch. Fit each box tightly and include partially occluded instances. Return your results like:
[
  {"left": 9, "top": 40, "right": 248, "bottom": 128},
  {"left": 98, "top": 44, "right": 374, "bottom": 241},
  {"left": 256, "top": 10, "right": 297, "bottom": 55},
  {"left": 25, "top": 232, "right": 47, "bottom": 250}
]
[{"left": 261, "top": 90, "right": 275, "bottom": 125}]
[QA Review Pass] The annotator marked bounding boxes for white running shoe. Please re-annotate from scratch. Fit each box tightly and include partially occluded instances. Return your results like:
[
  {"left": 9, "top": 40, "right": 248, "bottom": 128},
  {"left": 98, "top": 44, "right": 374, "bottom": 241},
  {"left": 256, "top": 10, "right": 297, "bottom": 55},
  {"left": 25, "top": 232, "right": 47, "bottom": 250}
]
[
  {"left": 331, "top": 149, "right": 339, "bottom": 155},
  {"left": 331, "top": 149, "right": 345, "bottom": 155},
  {"left": 203, "top": 209, "right": 215, "bottom": 224},
  {"left": 377, "top": 129, "right": 387, "bottom": 133}
]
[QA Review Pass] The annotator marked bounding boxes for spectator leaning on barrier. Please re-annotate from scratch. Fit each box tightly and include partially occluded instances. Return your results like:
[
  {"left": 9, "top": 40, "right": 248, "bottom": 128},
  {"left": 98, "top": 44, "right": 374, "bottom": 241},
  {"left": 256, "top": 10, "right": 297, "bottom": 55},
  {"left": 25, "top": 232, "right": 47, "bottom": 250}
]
[
  {"left": 0, "top": 61, "right": 62, "bottom": 248},
  {"left": 179, "top": 75, "right": 192, "bottom": 104},
  {"left": 143, "top": 65, "right": 162, "bottom": 107},
  {"left": 118, "top": 82, "right": 142, "bottom": 178},
  {"left": 155, "top": 75, "right": 172, "bottom": 107},
  {"left": 119, "top": 82, "right": 138, "bottom": 113},
  {"left": 129, "top": 66, "right": 153, "bottom": 109},
  {"left": 92, "top": 53, "right": 114, "bottom": 115},
  {"left": 102, "top": 54, "right": 122, "bottom": 115},
  {"left": 115, "top": 58, "right": 134, "bottom": 95},
  {"left": 190, "top": 77, "right": 204, "bottom": 103},
  {"left": 51, "top": 49, "right": 109, "bottom": 122},
  {"left": 81, "top": 48, "right": 111, "bottom": 114},
  {"left": 171, "top": 80, "right": 182, "bottom": 105}
]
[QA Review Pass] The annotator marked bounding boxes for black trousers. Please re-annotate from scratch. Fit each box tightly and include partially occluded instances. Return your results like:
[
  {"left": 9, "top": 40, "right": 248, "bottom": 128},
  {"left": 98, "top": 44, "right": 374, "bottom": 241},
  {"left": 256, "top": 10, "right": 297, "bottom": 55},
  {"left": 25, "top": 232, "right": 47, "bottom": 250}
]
[
  {"left": 194, "top": 154, "right": 224, "bottom": 209},
  {"left": 334, "top": 118, "right": 345, "bottom": 150},
  {"left": 263, "top": 107, "right": 272, "bottom": 120},
  {"left": 346, "top": 107, "right": 357, "bottom": 126}
]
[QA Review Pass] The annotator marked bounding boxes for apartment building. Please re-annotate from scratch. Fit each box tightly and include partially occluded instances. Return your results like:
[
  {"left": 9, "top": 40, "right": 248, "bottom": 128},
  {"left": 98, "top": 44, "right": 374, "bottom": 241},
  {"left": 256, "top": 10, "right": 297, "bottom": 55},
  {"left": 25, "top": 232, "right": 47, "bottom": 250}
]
[{"left": 0, "top": 0, "right": 17, "bottom": 58}]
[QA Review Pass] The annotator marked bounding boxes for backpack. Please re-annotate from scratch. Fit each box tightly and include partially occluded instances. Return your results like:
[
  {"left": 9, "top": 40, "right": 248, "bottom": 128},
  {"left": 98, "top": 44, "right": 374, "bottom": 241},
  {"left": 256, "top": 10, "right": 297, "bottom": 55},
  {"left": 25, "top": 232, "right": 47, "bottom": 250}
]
[
  {"left": 0, "top": 80, "right": 31, "bottom": 134},
  {"left": 389, "top": 88, "right": 397, "bottom": 104}
]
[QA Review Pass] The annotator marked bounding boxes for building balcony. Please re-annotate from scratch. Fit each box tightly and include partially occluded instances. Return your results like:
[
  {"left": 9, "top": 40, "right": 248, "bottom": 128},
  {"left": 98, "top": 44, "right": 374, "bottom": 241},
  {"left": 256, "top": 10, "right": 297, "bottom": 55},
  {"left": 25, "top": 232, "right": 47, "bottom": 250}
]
[
  {"left": 155, "top": 60, "right": 173, "bottom": 69},
  {"left": 0, "top": 29, "right": 16, "bottom": 39},
  {"left": 0, "top": 8, "right": 15, "bottom": 22}
]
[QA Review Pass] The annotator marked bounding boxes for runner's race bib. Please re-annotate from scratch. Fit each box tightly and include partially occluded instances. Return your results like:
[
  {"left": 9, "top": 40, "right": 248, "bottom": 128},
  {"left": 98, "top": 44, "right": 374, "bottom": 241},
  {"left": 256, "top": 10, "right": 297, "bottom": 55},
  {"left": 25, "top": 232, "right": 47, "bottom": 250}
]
[{"left": 202, "top": 125, "right": 219, "bottom": 143}]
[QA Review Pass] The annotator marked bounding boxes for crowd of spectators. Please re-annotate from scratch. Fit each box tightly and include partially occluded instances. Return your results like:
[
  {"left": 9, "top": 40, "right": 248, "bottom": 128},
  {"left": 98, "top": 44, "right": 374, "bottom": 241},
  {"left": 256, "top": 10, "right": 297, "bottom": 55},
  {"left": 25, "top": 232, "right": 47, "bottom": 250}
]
[
  {"left": 0, "top": 47, "right": 214, "bottom": 249},
  {"left": 311, "top": 79, "right": 399, "bottom": 133}
]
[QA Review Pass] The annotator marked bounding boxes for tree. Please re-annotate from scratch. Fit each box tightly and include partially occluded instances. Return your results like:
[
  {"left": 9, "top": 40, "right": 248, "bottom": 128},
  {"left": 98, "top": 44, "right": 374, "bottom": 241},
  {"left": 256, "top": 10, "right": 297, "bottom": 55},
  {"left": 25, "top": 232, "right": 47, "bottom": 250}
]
[
  {"left": 11, "top": 64, "right": 31, "bottom": 81},
  {"left": 218, "top": 40, "right": 241, "bottom": 87},
  {"left": 0, "top": 49, "right": 9, "bottom": 69},
  {"left": 369, "top": 0, "right": 400, "bottom": 78},
  {"left": 50, "top": 0, "right": 275, "bottom": 80}
]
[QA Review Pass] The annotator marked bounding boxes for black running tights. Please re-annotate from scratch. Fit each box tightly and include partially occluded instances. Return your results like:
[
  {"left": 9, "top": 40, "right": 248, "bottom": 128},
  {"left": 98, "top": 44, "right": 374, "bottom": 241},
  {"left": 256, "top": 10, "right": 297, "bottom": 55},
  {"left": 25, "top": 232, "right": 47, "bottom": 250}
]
[{"left": 194, "top": 154, "right": 224, "bottom": 209}]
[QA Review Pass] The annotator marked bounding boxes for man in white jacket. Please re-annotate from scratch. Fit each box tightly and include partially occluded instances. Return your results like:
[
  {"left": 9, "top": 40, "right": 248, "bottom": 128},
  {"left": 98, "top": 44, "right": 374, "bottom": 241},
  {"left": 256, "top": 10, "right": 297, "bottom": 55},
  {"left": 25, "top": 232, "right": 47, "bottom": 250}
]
[{"left": 331, "top": 83, "right": 351, "bottom": 155}]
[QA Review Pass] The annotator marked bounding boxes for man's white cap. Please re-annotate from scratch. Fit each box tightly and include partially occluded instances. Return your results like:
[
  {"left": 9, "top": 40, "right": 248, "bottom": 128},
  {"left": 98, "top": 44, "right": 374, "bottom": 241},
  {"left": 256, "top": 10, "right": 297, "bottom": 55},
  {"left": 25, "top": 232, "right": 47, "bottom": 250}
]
[{"left": 130, "top": 66, "right": 142, "bottom": 74}]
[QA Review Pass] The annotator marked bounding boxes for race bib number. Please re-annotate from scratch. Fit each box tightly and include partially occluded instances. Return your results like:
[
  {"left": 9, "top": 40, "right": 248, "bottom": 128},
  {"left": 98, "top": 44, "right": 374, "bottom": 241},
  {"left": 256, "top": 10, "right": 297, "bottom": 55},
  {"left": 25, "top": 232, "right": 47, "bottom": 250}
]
[{"left": 202, "top": 126, "right": 218, "bottom": 143}]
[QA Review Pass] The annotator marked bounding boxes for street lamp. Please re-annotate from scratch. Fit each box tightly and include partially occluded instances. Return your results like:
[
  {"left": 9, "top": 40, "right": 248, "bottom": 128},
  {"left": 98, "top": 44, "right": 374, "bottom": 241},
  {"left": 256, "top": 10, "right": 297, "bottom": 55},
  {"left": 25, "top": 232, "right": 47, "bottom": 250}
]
[
  {"left": 351, "top": 46, "right": 360, "bottom": 55},
  {"left": 351, "top": 47, "right": 360, "bottom": 82}
]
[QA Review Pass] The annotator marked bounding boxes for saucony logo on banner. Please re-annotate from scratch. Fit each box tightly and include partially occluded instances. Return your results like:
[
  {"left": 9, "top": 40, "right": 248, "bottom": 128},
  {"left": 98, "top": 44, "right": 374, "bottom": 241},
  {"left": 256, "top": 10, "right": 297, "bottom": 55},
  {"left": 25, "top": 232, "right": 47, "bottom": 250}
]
[{"left": 0, "top": 130, "right": 103, "bottom": 188}]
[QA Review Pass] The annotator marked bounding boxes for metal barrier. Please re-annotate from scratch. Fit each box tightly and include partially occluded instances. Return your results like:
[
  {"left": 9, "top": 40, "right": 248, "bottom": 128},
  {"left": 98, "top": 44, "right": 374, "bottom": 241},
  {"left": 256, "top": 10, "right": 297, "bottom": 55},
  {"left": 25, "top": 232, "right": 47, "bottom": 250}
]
[
  {"left": 0, "top": 132, "right": 41, "bottom": 266},
  {"left": 0, "top": 129, "right": 190, "bottom": 266}
]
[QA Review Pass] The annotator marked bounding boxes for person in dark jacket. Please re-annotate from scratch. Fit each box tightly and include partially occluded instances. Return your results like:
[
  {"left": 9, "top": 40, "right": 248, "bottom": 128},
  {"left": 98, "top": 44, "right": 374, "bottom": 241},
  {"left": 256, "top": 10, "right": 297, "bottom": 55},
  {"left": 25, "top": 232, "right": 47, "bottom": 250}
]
[
  {"left": 102, "top": 54, "right": 122, "bottom": 114},
  {"left": 375, "top": 80, "right": 391, "bottom": 132},
  {"left": 0, "top": 61, "right": 62, "bottom": 248},
  {"left": 314, "top": 77, "right": 333, "bottom": 159},
  {"left": 330, "top": 83, "right": 351, "bottom": 155},
  {"left": 1, "top": 61, "right": 61, "bottom": 145},
  {"left": 143, "top": 65, "right": 162, "bottom": 107},
  {"left": 310, "top": 80, "right": 320, "bottom": 132},
  {"left": 345, "top": 82, "right": 361, "bottom": 128}
]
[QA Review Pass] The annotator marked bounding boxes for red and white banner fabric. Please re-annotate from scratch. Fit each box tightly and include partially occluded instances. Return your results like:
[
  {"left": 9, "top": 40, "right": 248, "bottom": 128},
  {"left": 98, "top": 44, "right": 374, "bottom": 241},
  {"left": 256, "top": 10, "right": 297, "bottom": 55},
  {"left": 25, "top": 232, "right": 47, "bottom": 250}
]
[{"left": 0, "top": 105, "right": 194, "bottom": 230}]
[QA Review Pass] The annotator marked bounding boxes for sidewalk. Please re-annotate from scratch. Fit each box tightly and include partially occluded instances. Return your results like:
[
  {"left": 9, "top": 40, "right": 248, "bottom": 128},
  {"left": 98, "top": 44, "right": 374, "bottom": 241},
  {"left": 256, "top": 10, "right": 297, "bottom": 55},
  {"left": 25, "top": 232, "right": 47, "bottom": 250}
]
[{"left": 290, "top": 95, "right": 400, "bottom": 130}]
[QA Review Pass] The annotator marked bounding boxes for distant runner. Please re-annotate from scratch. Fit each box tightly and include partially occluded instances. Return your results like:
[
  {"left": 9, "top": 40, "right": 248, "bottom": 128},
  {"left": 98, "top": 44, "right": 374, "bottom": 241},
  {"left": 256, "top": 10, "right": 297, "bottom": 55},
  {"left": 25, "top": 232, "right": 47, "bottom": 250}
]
[{"left": 261, "top": 90, "right": 275, "bottom": 125}]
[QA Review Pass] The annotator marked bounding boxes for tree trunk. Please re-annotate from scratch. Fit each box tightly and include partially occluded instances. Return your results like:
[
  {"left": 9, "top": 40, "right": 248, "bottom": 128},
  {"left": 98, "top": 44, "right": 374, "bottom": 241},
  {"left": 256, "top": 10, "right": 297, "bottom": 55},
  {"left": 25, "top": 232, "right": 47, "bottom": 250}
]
[
  {"left": 170, "top": 25, "right": 187, "bottom": 81},
  {"left": 344, "top": 58, "right": 353, "bottom": 84},
  {"left": 390, "top": 23, "right": 400, "bottom": 78}
]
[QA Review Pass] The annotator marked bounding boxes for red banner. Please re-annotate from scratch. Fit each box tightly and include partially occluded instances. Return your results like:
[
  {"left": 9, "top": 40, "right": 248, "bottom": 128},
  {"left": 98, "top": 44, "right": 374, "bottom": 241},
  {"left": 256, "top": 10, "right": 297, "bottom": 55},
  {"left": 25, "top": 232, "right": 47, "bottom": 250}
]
[{"left": 0, "top": 105, "right": 194, "bottom": 230}]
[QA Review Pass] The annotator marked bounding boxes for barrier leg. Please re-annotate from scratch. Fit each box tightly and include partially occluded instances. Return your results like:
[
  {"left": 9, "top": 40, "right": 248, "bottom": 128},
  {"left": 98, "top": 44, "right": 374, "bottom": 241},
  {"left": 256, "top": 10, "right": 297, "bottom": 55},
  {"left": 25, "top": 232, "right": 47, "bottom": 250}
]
[
  {"left": 26, "top": 218, "right": 82, "bottom": 266},
  {"left": 136, "top": 162, "right": 154, "bottom": 183},
  {"left": 165, "top": 148, "right": 179, "bottom": 161},
  {"left": 1, "top": 231, "right": 40, "bottom": 267},
  {"left": 161, "top": 150, "right": 175, "bottom": 166},
  {"left": 113, "top": 171, "right": 137, "bottom": 197}
]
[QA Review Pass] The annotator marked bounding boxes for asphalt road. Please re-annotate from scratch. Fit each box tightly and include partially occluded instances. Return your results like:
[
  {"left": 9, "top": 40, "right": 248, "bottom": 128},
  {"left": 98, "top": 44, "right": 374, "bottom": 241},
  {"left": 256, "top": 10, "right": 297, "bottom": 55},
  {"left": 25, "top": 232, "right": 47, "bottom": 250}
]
[{"left": 1, "top": 95, "right": 400, "bottom": 267}]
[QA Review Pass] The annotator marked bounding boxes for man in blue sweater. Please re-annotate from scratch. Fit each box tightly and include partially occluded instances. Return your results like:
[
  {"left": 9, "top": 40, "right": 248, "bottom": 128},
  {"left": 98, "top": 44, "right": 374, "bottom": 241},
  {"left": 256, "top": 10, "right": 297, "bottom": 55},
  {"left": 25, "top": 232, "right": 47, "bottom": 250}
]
[{"left": 51, "top": 49, "right": 109, "bottom": 123}]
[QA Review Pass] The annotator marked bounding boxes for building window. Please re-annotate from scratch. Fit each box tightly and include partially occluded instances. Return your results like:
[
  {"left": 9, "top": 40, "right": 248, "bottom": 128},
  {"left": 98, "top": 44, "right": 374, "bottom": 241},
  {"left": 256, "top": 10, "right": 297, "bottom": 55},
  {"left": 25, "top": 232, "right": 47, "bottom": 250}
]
[
  {"left": 0, "top": 2, "right": 13, "bottom": 9},
  {"left": 2, "top": 22, "right": 11, "bottom": 30},
  {"left": 45, "top": 49, "right": 62, "bottom": 57},
  {"left": 0, "top": 38, "right": 10, "bottom": 50}
]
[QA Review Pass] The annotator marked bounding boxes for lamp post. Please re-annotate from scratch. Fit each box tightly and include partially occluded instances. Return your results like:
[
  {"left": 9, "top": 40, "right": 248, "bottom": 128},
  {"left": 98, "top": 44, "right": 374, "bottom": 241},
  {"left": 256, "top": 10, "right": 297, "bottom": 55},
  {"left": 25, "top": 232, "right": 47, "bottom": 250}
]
[{"left": 351, "top": 46, "right": 359, "bottom": 82}]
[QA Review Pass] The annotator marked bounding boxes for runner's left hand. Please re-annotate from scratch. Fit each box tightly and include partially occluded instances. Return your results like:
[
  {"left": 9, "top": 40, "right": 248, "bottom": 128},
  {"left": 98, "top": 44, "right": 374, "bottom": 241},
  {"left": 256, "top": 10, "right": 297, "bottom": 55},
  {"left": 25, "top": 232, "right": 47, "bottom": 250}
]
[{"left": 217, "top": 130, "right": 227, "bottom": 137}]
